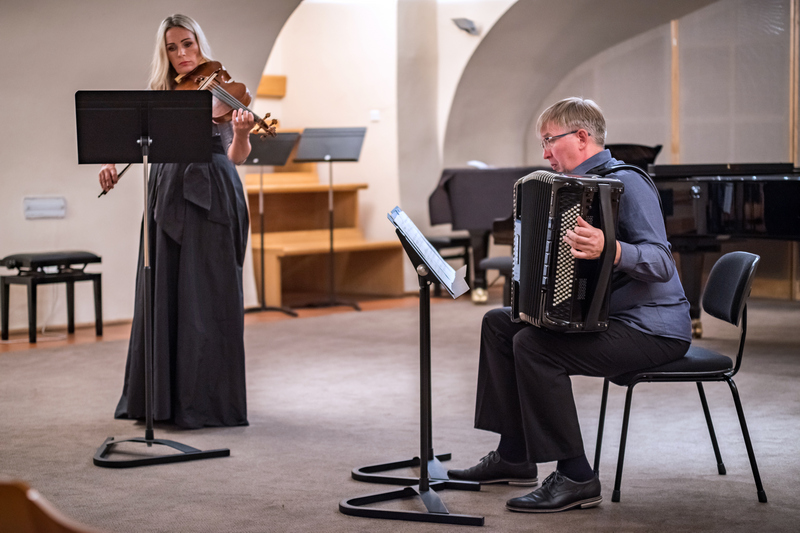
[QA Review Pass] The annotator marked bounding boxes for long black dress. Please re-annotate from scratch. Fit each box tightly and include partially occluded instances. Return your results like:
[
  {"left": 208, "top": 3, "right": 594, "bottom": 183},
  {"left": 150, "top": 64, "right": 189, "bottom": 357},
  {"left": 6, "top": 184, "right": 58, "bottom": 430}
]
[{"left": 115, "top": 124, "right": 249, "bottom": 429}]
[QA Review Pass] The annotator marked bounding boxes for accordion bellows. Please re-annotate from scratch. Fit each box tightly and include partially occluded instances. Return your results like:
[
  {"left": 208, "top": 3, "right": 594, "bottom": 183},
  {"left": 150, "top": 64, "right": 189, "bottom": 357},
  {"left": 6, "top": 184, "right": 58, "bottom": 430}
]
[{"left": 511, "top": 170, "right": 624, "bottom": 332}]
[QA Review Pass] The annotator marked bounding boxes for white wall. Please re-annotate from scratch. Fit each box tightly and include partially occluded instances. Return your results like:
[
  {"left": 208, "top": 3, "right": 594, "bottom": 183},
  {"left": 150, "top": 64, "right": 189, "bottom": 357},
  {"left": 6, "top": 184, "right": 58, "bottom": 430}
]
[
  {"left": 525, "top": 0, "right": 791, "bottom": 166},
  {"left": 525, "top": 24, "right": 673, "bottom": 165},
  {"left": 255, "top": 0, "right": 401, "bottom": 243},
  {"left": 435, "top": 0, "right": 516, "bottom": 158},
  {"left": 0, "top": 0, "right": 300, "bottom": 333}
]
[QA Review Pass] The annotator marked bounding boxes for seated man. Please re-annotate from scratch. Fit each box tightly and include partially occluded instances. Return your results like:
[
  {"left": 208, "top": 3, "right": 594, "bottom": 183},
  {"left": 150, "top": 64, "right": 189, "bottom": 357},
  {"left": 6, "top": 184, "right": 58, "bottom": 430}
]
[{"left": 448, "top": 97, "right": 692, "bottom": 513}]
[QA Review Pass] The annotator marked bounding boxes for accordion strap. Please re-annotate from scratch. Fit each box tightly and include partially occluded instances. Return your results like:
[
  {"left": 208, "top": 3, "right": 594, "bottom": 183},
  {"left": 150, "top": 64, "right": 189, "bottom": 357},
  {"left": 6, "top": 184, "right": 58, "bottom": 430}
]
[
  {"left": 584, "top": 183, "right": 616, "bottom": 330},
  {"left": 591, "top": 163, "right": 664, "bottom": 216}
]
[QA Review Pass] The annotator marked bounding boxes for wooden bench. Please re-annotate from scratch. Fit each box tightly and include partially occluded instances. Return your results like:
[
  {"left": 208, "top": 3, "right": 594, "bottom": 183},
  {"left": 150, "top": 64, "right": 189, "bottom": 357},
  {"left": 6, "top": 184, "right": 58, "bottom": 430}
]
[{"left": 244, "top": 168, "right": 404, "bottom": 307}]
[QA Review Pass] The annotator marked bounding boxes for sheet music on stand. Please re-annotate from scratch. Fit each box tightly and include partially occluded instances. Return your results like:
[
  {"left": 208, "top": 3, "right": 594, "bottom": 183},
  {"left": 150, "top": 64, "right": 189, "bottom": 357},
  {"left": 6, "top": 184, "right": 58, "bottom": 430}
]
[{"left": 388, "top": 207, "right": 470, "bottom": 299}]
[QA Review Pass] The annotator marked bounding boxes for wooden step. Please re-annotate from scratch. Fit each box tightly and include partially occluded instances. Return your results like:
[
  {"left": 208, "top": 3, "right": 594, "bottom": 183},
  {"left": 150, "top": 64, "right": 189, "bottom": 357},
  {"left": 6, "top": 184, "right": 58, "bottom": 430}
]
[
  {"left": 245, "top": 182, "right": 367, "bottom": 194},
  {"left": 251, "top": 234, "right": 405, "bottom": 306},
  {"left": 252, "top": 229, "right": 401, "bottom": 257}
]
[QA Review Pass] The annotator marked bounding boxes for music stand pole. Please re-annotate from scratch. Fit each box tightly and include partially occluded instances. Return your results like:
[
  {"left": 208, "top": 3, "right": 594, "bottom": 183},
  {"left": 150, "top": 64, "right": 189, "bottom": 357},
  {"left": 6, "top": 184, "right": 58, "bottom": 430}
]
[
  {"left": 244, "top": 164, "right": 297, "bottom": 317},
  {"left": 140, "top": 137, "right": 154, "bottom": 443},
  {"left": 324, "top": 157, "right": 358, "bottom": 310}
]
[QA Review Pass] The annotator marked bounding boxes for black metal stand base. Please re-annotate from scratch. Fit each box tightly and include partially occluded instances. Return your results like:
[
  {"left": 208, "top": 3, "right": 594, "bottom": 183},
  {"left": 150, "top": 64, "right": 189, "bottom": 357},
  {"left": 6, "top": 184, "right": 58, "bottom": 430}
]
[
  {"left": 340, "top": 480, "right": 484, "bottom": 526},
  {"left": 298, "top": 298, "right": 361, "bottom": 311},
  {"left": 244, "top": 304, "right": 298, "bottom": 317},
  {"left": 93, "top": 436, "right": 230, "bottom": 468},
  {"left": 352, "top": 453, "right": 460, "bottom": 485}
]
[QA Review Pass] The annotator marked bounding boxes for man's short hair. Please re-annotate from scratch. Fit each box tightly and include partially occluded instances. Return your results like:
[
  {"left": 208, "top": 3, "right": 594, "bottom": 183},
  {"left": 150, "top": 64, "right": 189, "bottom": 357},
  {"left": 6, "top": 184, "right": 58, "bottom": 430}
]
[{"left": 537, "top": 97, "right": 607, "bottom": 147}]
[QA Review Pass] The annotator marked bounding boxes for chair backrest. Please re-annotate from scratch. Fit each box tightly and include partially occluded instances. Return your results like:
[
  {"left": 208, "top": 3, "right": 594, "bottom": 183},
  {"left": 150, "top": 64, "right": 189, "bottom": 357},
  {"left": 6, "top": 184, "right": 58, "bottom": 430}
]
[
  {"left": 605, "top": 144, "right": 662, "bottom": 169},
  {"left": 0, "top": 481, "right": 104, "bottom": 533},
  {"left": 701, "top": 251, "right": 760, "bottom": 327}
]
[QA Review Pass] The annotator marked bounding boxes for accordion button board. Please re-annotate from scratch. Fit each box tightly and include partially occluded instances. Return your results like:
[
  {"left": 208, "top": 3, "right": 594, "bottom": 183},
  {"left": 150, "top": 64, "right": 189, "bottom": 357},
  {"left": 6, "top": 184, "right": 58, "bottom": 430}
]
[{"left": 511, "top": 170, "right": 624, "bottom": 332}]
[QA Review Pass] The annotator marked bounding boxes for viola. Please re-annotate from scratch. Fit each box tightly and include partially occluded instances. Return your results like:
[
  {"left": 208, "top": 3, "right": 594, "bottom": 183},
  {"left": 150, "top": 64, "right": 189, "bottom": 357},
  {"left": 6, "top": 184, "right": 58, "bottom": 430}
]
[{"left": 175, "top": 60, "right": 277, "bottom": 137}]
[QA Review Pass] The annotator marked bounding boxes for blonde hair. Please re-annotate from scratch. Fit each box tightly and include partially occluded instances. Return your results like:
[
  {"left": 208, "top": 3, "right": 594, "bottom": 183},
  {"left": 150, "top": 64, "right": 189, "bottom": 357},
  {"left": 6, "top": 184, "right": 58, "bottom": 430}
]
[
  {"left": 148, "top": 14, "right": 214, "bottom": 90},
  {"left": 537, "top": 97, "right": 607, "bottom": 147}
]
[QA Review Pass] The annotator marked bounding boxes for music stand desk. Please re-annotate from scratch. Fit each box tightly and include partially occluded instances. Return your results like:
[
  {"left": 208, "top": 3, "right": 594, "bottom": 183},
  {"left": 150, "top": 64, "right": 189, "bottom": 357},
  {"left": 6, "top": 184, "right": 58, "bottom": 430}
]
[{"left": 76, "top": 90, "right": 229, "bottom": 468}]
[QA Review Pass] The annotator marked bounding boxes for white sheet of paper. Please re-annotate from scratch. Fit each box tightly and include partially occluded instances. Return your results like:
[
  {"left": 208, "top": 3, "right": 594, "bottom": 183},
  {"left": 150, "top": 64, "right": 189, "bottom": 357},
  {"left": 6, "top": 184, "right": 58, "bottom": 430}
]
[{"left": 388, "top": 207, "right": 470, "bottom": 299}]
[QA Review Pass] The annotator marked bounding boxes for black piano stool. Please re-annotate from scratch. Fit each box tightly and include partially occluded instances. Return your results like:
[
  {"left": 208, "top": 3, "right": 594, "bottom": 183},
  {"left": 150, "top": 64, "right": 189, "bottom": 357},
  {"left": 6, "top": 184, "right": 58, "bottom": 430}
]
[{"left": 1, "top": 252, "right": 102, "bottom": 343}]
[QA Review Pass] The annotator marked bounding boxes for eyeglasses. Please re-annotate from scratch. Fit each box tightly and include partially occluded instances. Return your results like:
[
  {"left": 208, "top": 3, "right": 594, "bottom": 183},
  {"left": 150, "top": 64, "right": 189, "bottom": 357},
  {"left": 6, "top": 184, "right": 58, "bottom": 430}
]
[{"left": 541, "top": 130, "right": 582, "bottom": 150}]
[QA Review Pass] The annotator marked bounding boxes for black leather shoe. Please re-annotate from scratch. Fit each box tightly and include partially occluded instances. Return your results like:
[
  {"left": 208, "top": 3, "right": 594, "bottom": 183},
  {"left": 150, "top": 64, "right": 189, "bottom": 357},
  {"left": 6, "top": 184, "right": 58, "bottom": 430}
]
[
  {"left": 448, "top": 451, "right": 538, "bottom": 486},
  {"left": 506, "top": 471, "right": 601, "bottom": 513}
]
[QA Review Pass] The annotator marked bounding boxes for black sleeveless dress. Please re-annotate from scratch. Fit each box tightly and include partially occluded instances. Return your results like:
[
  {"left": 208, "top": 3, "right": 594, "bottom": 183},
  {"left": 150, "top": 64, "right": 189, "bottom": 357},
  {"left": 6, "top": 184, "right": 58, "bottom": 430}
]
[{"left": 115, "top": 124, "right": 249, "bottom": 428}]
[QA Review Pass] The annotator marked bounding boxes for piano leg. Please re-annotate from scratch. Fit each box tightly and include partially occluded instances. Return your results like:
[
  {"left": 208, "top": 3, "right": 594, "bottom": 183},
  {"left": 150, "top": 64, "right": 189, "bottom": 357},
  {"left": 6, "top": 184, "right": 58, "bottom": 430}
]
[
  {"left": 679, "top": 251, "right": 705, "bottom": 339},
  {"left": 469, "top": 231, "right": 490, "bottom": 304}
]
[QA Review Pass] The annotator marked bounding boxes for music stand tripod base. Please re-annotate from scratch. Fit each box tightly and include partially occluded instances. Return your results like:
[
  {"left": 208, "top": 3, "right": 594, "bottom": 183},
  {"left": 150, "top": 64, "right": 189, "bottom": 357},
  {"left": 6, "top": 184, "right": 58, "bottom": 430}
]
[
  {"left": 352, "top": 453, "right": 460, "bottom": 485},
  {"left": 93, "top": 436, "right": 230, "bottom": 468},
  {"left": 339, "top": 480, "right": 484, "bottom": 526},
  {"left": 245, "top": 304, "right": 298, "bottom": 317},
  {"left": 299, "top": 297, "right": 361, "bottom": 311}
]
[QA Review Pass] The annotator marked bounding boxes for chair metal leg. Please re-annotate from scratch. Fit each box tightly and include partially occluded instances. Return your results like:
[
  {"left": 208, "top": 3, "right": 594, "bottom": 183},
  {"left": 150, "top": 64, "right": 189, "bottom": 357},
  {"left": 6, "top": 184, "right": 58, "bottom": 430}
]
[
  {"left": 66, "top": 281, "right": 75, "bottom": 334},
  {"left": 613, "top": 385, "right": 635, "bottom": 502},
  {"left": 27, "top": 281, "right": 37, "bottom": 343},
  {"left": 726, "top": 378, "right": 767, "bottom": 503},
  {"left": 1, "top": 279, "right": 9, "bottom": 341},
  {"left": 593, "top": 379, "right": 610, "bottom": 474},
  {"left": 93, "top": 275, "right": 103, "bottom": 336},
  {"left": 696, "top": 383, "right": 725, "bottom": 475}
]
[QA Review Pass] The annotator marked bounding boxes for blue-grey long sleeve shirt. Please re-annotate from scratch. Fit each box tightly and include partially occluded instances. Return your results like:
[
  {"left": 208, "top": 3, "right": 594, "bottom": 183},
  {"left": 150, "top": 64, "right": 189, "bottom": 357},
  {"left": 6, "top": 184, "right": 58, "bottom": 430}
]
[{"left": 571, "top": 150, "right": 692, "bottom": 343}]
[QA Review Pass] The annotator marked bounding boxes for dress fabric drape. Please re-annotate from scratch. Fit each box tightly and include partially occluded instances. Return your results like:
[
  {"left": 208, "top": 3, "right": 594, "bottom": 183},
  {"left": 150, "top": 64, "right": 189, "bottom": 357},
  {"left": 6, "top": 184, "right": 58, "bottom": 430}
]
[{"left": 115, "top": 135, "right": 249, "bottom": 429}]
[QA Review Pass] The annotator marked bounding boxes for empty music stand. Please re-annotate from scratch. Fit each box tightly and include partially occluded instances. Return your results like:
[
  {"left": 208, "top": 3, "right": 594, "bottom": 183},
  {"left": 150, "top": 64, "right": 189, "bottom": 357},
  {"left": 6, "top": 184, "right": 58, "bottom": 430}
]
[
  {"left": 339, "top": 207, "right": 483, "bottom": 527},
  {"left": 242, "top": 132, "right": 299, "bottom": 317},
  {"left": 293, "top": 127, "right": 366, "bottom": 310},
  {"left": 76, "top": 90, "right": 230, "bottom": 467}
]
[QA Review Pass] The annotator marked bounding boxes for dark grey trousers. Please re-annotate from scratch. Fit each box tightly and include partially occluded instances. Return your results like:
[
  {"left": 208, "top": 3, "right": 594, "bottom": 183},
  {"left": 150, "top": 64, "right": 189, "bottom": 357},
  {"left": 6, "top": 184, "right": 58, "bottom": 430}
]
[{"left": 475, "top": 307, "right": 689, "bottom": 463}]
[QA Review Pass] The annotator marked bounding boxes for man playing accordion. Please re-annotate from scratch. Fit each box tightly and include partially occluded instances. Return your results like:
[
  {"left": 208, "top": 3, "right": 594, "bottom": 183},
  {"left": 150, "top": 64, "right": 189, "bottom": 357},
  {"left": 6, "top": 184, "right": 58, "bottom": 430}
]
[{"left": 449, "top": 97, "right": 692, "bottom": 513}]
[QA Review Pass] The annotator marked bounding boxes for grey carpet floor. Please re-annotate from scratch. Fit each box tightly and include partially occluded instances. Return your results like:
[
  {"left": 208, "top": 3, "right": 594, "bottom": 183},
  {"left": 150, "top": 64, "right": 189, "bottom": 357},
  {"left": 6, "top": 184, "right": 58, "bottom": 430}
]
[{"left": 1, "top": 297, "right": 799, "bottom": 532}]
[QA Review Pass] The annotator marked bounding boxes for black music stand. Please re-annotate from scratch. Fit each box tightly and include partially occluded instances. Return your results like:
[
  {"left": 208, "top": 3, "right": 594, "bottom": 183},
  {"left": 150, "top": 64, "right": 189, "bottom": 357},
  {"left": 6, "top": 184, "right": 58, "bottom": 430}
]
[
  {"left": 339, "top": 208, "right": 483, "bottom": 527},
  {"left": 294, "top": 127, "right": 366, "bottom": 311},
  {"left": 76, "top": 90, "right": 230, "bottom": 468},
  {"left": 241, "top": 132, "right": 299, "bottom": 317}
]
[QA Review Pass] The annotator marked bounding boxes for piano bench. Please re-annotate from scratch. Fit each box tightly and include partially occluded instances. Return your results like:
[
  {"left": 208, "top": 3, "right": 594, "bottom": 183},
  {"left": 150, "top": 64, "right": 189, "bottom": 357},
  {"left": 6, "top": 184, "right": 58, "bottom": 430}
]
[
  {"left": 479, "top": 256, "right": 512, "bottom": 307},
  {"left": 1, "top": 252, "right": 103, "bottom": 343}
]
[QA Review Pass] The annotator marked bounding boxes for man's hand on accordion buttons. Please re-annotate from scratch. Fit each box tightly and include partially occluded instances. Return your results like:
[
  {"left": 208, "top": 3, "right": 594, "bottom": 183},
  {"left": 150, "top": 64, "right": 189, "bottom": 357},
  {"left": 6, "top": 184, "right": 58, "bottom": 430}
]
[{"left": 564, "top": 216, "right": 605, "bottom": 260}]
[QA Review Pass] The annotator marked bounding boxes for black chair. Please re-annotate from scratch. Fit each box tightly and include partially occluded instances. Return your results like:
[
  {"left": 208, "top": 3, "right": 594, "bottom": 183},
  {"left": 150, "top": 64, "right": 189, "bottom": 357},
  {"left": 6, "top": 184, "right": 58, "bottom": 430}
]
[
  {"left": 605, "top": 143, "right": 662, "bottom": 170},
  {"left": 593, "top": 251, "right": 767, "bottom": 503},
  {"left": 478, "top": 256, "right": 512, "bottom": 307}
]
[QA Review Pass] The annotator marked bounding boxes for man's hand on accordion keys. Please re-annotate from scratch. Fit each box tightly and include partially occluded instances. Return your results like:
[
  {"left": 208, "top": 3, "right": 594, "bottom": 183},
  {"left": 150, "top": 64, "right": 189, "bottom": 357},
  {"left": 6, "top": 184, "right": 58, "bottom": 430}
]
[{"left": 564, "top": 216, "right": 621, "bottom": 265}]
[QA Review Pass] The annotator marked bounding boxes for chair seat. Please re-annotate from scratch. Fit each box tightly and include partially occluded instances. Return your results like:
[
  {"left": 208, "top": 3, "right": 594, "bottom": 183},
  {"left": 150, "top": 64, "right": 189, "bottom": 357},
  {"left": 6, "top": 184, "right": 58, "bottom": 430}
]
[
  {"left": 427, "top": 236, "right": 471, "bottom": 250},
  {"left": 479, "top": 256, "right": 512, "bottom": 274},
  {"left": 610, "top": 345, "right": 733, "bottom": 386}
]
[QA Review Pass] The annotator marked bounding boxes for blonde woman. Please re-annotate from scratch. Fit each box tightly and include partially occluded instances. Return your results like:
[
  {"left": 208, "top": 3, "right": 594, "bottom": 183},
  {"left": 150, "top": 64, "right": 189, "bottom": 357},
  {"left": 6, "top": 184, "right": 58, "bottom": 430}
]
[{"left": 99, "top": 14, "right": 252, "bottom": 429}]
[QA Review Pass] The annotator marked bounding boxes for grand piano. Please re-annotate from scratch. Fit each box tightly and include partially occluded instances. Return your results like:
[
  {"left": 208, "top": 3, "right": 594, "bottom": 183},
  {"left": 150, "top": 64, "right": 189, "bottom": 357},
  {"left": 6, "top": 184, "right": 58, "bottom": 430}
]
[
  {"left": 651, "top": 162, "right": 800, "bottom": 336},
  {"left": 428, "top": 166, "right": 548, "bottom": 300},
  {"left": 431, "top": 161, "right": 800, "bottom": 333}
]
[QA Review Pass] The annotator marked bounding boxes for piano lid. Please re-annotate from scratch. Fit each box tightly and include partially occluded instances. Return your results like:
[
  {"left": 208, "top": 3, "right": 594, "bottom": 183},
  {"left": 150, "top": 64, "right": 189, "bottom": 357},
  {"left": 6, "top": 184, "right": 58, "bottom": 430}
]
[{"left": 648, "top": 163, "right": 796, "bottom": 179}]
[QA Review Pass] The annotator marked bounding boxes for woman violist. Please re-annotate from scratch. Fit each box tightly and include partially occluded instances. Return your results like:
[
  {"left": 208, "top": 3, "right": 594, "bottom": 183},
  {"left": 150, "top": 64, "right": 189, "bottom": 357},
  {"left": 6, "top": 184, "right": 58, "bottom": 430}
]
[{"left": 99, "top": 14, "right": 253, "bottom": 428}]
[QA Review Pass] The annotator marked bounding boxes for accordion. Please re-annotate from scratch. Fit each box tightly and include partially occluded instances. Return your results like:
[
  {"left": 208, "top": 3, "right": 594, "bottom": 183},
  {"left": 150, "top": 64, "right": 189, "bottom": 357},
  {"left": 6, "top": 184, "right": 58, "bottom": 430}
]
[{"left": 511, "top": 170, "right": 624, "bottom": 332}]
